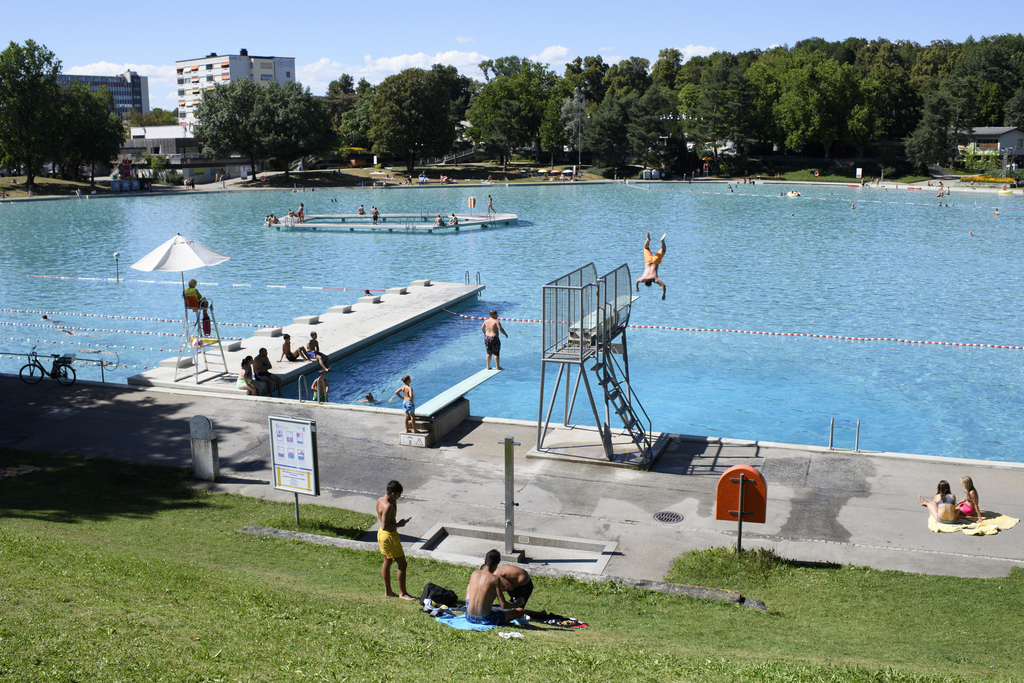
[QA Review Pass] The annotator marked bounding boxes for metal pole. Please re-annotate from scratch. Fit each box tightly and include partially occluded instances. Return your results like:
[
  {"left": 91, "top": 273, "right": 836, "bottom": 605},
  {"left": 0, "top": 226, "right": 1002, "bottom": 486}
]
[
  {"left": 294, "top": 492, "right": 300, "bottom": 526},
  {"left": 829, "top": 417, "right": 834, "bottom": 450},
  {"left": 855, "top": 419, "right": 861, "bottom": 452},
  {"left": 501, "top": 436, "right": 520, "bottom": 554},
  {"left": 113, "top": 252, "right": 120, "bottom": 283},
  {"left": 736, "top": 474, "right": 745, "bottom": 556}
]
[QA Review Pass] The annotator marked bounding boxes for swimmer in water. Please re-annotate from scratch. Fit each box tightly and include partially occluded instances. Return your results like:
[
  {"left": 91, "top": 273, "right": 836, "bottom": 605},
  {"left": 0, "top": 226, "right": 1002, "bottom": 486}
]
[
  {"left": 851, "top": 204, "right": 856, "bottom": 210},
  {"left": 969, "top": 231, "right": 974, "bottom": 236},
  {"left": 994, "top": 209, "right": 1000, "bottom": 215}
]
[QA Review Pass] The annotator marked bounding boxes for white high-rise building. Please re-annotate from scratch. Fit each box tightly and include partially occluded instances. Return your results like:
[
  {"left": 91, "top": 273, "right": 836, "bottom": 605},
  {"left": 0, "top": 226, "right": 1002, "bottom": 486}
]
[{"left": 176, "top": 48, "right": 296, "bottom": 125}]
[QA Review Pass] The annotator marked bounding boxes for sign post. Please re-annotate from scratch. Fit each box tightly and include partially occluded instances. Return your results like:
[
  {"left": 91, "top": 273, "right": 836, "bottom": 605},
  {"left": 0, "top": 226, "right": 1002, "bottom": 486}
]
[
  {"left": 715, "top": 465, "right": 767, "bottom": 556},
  {"left": 268, "top": 415, "right": 320, "bottom": 526}
]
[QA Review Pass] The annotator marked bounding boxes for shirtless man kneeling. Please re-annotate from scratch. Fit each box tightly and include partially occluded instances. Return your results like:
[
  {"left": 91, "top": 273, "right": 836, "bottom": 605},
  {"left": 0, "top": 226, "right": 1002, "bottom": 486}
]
[
  {"left": 465, "top": 550, "right": 546, "bottom": 626},
  {"left": 634, "top": 231, "right": 667, "bottom": 299}
]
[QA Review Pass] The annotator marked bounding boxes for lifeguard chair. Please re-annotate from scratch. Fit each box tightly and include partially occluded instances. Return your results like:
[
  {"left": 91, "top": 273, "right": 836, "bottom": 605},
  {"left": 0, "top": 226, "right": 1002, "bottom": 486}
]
[{"left": 175, "top": 292, "right": 228, "bottom": 383}]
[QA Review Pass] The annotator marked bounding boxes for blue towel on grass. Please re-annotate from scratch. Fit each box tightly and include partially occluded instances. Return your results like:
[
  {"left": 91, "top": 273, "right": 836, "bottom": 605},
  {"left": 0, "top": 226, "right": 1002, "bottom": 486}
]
[{"left": 435, "top": 613, "right": 527, "bottom": 631}]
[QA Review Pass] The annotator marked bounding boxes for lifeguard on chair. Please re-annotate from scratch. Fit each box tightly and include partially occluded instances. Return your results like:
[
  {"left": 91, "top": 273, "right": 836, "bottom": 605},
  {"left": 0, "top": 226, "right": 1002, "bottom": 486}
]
[{"left": 183, "top": 278, "right": 211, "bottom": 336}]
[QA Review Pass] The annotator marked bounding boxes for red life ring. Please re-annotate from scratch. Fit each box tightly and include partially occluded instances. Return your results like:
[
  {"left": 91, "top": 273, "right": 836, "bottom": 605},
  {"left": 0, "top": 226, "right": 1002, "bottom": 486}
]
[{"left": 813, "top": 170, "right": 819, "bottom": 177}]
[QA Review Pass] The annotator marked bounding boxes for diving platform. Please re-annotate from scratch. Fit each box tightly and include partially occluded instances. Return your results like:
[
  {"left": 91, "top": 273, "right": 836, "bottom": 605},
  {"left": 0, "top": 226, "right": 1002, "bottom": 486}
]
[
  {"left": 127, "top": 279, "right": 483, "bottom": 394},
  {"left": 399, "top": 368, "right": 503, "bottom": 448},
  {"left": 270, "top": 212, "right": 518, "bottom": 234}
]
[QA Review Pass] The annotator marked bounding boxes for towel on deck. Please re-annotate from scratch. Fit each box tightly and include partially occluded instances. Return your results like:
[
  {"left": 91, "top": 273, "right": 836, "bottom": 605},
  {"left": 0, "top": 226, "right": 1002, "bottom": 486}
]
[
  {"left": 928, "top": 513, "right": 1019, "bottom": 536},
  {"left": 0, "top": 465, "right": 41, "bottom": 480},
  {"left": 435, "top": 612, "right": 528, "bottom": 631}
]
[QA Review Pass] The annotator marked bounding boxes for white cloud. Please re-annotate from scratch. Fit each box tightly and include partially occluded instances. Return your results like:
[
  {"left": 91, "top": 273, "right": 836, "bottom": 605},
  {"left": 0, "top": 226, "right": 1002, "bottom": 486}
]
[
  {"left": 67, "top": 61, "right": 180, "bottom": 109},
  {"left": 453, "top": 36, "right": 474, "bottom": 43},
  {"left": 680, "top": 44, "right": 716, "bottom": 62},
  {"left": 299, "top": 50, "right": 488, "bottom": 94},
  {"left": 529, "top": 45, "right": 570, "bottom": 66},
  {"left": 598, "top": 47, "right": 616, "bottom": 53}
]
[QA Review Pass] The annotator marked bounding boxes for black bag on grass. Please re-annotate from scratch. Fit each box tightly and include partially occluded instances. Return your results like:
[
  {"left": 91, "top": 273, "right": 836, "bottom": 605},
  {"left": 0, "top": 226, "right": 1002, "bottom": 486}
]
[{"left": 420, "top": 582, "right": 459, "bottom": 607}]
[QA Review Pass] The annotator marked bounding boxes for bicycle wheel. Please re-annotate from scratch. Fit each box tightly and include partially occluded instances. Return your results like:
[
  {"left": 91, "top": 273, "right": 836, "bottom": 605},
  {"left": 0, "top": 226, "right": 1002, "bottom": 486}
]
[
  {"left": 20, "top": 363, "right": 44, "bottom": 384},
  {"left": 56, "top": 364, "right": 76, "bottom": 386}
]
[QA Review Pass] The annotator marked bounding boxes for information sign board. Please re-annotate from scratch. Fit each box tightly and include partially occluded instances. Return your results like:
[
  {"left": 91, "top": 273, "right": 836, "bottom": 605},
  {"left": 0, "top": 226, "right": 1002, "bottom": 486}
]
[{"left": 268, "top": 415, "right": 319, "bottom": 496}]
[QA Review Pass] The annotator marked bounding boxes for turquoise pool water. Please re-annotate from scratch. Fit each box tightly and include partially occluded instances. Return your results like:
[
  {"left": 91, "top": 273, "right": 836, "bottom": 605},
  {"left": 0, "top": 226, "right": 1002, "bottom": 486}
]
[{"left": 1, "top": 182, "right": 1021, "bottom": 461}]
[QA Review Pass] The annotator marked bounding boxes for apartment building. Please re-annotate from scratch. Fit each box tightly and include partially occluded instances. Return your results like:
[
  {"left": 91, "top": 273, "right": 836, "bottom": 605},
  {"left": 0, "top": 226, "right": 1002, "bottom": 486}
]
[
  {"left": 56, "top": 71, "right": 150, "bottom": 117},
  {"left": 175, "top": 48, "right": 296, "bottom": 125}
]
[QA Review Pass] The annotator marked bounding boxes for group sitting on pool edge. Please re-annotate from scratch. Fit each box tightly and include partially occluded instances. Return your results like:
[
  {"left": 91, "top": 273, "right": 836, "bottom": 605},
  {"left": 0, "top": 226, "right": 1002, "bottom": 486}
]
[{"left": 919, "top": 476, "right": 982, "bottom": 525}]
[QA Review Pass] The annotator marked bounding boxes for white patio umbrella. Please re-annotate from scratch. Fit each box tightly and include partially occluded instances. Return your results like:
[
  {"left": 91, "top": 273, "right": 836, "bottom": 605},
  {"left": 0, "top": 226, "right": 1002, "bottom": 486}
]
[{"left": 130, "top": 233, "right": 230, "bottom": 285}]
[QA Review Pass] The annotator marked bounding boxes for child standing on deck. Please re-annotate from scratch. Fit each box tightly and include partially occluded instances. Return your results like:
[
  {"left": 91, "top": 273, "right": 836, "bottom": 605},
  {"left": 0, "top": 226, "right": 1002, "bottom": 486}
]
[{"left": 389, "top": 375, "right": 420, "bottom": 433}]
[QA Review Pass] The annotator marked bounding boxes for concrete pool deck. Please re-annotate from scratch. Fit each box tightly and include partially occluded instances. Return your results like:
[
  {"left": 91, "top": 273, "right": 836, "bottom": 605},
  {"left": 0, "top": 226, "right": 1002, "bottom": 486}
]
[
  {"left": 126, "top": 279, "right": 483, "bottom": 394},
  {"left": 3, "top": 374, "right": 1022, "bottom": 585}
]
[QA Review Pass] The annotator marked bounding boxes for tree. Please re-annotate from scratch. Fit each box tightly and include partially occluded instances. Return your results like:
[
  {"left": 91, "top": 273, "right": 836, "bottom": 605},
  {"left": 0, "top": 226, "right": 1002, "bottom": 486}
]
[
  {"left": 466, "top": 58, "right": 557, "bottom": 164},
  {"left": 123, "top": 108, "right": 178, "bottom": 127},
  {"left": 564, "top": 55, "right": 609, "bottom": 104},
  {"left": 681, "top": 53, "right": 753, "bottom": 167},
  {"left": 1005, "top": 86, "right": 1024, "bottom": 127},
  {"left": 0, "top": 40, "right": 61, "bottom": 192},
  {"left": 261, "top": 81, "right": 335, "bottom": 180},
  {"left": 53, "top": 83, "right": 124, "bottom": 183},
  {"left": 369, "top": 68, "right": 455, "bottom": 173},
  {"left": 325, "top": 74, "right": 358, "bottom": 122},
  {"left": 584, "top": 92, "right": 635, "bottom": 168},
  {"left": 603, "top": 57, "right": 652, "bottom": 100},
  {"left": 466, "top": 78, "right": 530, "bottom": 168},
  {"left": 355, "top": 78, "right": 373, "bottom": 98},
  {"left": 772, "top": 51, "right": 861, "bottom": 156},
  {"left": 193, "top": 78, "right": 267, "bottom": 180},
  {"left": 628, "top": 86, "right": 675, "bottom": 170},
  {"left": 904, "top": 91, "right": 953, "bottom": 166},
  {"left": 650, "top": 48, "right": 684, "bottom": 92},
  {"left": 337, "top": 90, "right": 374, "bottom": 149}
]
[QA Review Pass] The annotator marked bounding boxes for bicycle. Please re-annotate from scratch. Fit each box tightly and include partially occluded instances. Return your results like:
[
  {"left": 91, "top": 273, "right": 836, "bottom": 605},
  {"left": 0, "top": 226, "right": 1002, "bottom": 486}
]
[{"left": 19, "top": 346, "right": 76, "bottom": 386}]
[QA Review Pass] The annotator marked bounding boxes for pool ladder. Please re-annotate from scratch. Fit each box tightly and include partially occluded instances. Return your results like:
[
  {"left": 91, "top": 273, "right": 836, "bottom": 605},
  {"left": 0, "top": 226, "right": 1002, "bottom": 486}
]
[{"left": 829, "top": 417, "right": 861, "bottom": 452}]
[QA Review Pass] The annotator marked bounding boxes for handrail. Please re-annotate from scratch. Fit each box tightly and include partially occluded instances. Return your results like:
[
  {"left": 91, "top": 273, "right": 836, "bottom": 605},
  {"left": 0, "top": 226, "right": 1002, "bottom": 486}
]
[{"left": 297, "top": 374, "right": 309, "bottom": 403}]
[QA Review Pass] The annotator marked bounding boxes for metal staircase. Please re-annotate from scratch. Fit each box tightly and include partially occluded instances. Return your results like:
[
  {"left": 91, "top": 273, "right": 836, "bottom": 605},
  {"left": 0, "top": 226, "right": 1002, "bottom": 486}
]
[
  {"left": 175, "top": 298, "right": 229, "bottom": 383},
  {"left": 593, "top": 352, "right": 652, "bottom": 462}
]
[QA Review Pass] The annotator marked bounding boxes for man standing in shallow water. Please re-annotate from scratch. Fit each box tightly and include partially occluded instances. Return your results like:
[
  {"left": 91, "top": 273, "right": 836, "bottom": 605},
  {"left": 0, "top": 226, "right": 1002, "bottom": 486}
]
[{"left": 481, "top": 310, "right": 508, "bottom": 370}]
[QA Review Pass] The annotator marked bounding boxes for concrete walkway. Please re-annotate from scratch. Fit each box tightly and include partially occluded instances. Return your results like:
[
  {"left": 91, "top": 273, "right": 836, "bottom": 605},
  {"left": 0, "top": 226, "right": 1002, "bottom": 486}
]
[{"left": 3, "top": 375, "right": 1022, "bottom": 582}]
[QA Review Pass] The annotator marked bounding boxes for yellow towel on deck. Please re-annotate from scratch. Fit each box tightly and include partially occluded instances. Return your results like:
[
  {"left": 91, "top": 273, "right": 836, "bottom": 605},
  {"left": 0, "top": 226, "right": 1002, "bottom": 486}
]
[{"left": 928, "top": 514, "right": 1019, "bottom": 535}]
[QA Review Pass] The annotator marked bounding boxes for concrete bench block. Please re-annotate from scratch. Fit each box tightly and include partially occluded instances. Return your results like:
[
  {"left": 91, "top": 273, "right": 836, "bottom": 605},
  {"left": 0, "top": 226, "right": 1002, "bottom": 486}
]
[
  {"left": 292, "top": 315, "right": 320, "bottom": 325},
  {"left": 411, "top": 279, "right": 432, "bottom": 287},
  {"left": 328, "top": 305, "right": 353, "bottom": 314},
  {"left": 224, "top": 340, "right": 242, "bottom": 352},
  {"left": 359, "top": 295, "right": 381, "bottom": 304},
  {"left": 386, "top": 287, "right": 408, "bottom": 296},
  {"left": 255, "top": 327, "right": 283, "bottom": 337},
  {"left": 160, "top": 356, "right": 193, "bottom": 369}
]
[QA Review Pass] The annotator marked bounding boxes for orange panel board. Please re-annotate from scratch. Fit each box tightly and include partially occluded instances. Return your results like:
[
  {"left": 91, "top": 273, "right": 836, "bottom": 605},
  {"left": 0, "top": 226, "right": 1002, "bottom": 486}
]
[{"left": 715, "top": 464, "right": 767, "bottom": 524}]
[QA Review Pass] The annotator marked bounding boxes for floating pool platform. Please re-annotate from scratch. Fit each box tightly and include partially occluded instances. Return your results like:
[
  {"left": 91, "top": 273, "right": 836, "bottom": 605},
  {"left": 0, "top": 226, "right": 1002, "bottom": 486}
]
[
  {"left": 270, "top": 212, "right": 518, "bottom": 234},
  {"left": 127, "top": 279, "right": 483, "bottom": 397}
]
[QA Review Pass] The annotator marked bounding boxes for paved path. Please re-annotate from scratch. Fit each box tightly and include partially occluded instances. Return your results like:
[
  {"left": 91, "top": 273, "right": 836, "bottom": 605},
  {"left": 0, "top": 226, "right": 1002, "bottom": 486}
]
[{"left": 3, "top": 376, "right": 1022, "bottom": 581}]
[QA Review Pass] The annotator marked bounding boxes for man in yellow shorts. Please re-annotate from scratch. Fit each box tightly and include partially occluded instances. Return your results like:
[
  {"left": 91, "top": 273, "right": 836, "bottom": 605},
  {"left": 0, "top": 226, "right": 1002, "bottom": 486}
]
[
  {"left": 635, "top": 232, "right": 667, "bottom": 299},
  {"left": 376, "top": 480, "right": 415, "bottom": 600}
]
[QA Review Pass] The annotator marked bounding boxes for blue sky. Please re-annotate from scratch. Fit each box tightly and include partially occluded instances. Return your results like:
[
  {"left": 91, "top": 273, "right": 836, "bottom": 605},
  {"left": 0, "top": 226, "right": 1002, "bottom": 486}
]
[{"left": 1, "top": 1, "right": 1005, "bottom": 111}]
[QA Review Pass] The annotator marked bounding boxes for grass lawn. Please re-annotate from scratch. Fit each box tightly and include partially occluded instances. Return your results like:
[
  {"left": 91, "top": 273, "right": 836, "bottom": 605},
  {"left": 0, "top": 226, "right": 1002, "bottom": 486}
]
[
  {"left": 0, "top": 175, "right": 111, "bottom": 199},
  {"left": 255, "top": 162, "right": 596, "bottom": 189},
  {"left": 2, "top": 448, "right": 1020, "bottom": 682},
  {"left": 739, "top": 159, "right": 931, "bottom": 185}
]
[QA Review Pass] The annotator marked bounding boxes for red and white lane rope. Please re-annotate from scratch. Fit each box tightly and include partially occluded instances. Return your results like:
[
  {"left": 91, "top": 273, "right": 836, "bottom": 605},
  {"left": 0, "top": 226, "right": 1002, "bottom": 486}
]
[
  {"left": 441, "top": 310, "right": 1024, "bottom": 350},
  {"left": 0, "top": 308, "right": 267, "bottom": 328},
  {"left": 0, "top": 321, "right": 242, "bottom": 340},
  {"left": 1, "top": 273, "right": 388, "bottom": 291}
]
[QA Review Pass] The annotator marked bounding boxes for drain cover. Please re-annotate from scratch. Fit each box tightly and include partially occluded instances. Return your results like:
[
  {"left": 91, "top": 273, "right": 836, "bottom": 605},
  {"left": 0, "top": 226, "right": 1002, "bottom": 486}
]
[{"left": 654, "top": 511, "right": 683, "bottom": 524}]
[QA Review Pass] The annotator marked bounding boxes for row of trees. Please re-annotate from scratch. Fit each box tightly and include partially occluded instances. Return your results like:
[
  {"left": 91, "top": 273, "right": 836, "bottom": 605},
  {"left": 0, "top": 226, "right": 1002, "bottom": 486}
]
[
  {"left": 322, "top": 34, "right": 1024, "bottom": 174},
  {"left": 0, "top": 40, "right": 125, "bottom": 191}
]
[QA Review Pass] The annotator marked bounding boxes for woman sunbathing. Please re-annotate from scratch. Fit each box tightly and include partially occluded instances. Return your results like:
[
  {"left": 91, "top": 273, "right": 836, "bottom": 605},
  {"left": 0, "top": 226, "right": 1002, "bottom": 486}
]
[
  {"left": 919, "top": 480, "right": 958, "bottom": 523},
  {"left": 956, "top": 475, "right": 982, "bottom": 524}
]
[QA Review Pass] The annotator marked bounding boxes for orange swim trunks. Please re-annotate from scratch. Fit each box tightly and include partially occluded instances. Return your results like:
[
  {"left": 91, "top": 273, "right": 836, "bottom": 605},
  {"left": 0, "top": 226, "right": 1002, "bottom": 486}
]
[{"left": 644, "top": 248, "right": 664, "bottom": 265}]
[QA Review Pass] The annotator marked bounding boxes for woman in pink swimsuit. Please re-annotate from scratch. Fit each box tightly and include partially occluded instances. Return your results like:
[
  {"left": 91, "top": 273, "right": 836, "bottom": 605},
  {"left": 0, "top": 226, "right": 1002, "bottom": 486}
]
[{"left": 956, "top": 475, "right": 982, "bottom": 524}]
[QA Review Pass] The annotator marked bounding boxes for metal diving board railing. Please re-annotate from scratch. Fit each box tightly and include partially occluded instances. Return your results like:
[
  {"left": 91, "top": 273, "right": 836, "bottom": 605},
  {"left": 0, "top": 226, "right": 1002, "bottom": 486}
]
[{"left": 415, "top": 368, "right": 502, "bottom": 416}]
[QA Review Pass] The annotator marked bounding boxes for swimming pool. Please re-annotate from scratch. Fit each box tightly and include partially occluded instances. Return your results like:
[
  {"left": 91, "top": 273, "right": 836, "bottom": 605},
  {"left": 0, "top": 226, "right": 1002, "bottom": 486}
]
[{"left": 1, "top": 182, "right": 1021, "bottom": 461}]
